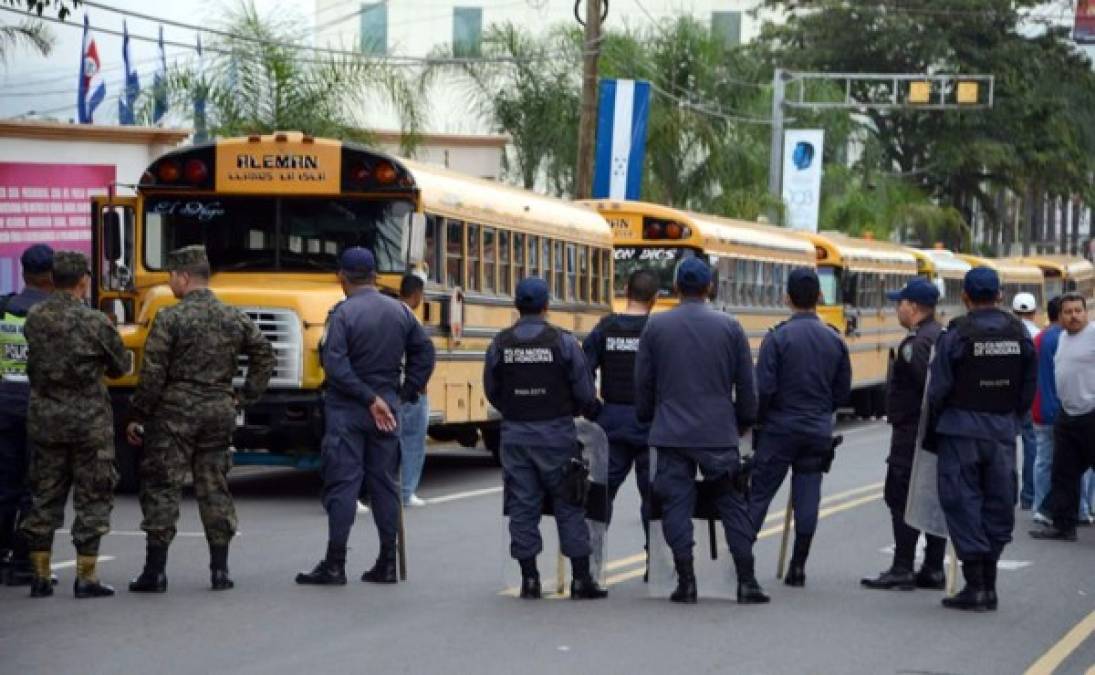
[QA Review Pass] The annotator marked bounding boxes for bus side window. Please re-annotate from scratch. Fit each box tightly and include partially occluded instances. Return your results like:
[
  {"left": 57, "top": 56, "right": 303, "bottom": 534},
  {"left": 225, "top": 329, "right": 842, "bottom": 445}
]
[
  {"left": 425, "top": 215, "right": 442, "bottom": 284},
  {"left": 467, "top": 223, "right": 481, "bottom": 292},
  {"left": 578, "top": 245, "right": 589, "bottom": 302},
  {"left": 553, "top": 240, "right": 565, "bottom": 300},
  {"left": 482, "top": 226, "right": 496, "bottom": 294},
  {"left": 564, "top": 243, "right": 577, "bottom": 301},
  {"left": 446, "top": 219, "right": 464, "bottom": 288},
  {"left": 527, "top": 235, "right": 539, "bottom": 279},
  {"left": 542, "top": 238, "right": 553, "bottom": 294},
  {"left": 591, "top": 245, "right": 601, "bottom": 304},
  {"left": 499, "top": 229, "right": 511, "bottom": 295},
  {"left": 601, "top": 249, "right": 612, "bottom": 302}
]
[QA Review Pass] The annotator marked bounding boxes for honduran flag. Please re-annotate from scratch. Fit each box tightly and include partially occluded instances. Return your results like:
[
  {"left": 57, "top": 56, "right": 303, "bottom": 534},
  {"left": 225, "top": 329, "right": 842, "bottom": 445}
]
[
  {"left": 592, "top": 79, "right": 651, "bottom": 200},
  {"left": 77, "top": 14, "right": 106, "bottom": 124},
  {"left": 117, "top": 21, "right": 140, "bottom": 125}
]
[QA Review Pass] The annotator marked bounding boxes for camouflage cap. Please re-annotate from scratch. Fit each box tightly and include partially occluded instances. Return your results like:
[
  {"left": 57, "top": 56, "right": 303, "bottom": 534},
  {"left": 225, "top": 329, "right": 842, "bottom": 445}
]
[
  {"left": 52, "top": 250, "right": 91, "bottom": 278},
  {"left": 165, "top": 245, "right": 210, "bottom": 271}
]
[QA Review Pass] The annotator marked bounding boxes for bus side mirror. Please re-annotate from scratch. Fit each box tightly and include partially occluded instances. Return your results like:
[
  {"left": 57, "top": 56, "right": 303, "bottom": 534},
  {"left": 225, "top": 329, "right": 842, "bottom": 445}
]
[
  {"left": 102, "top": 209, "right": 122, "bottom": 262},
  {"left": 405, "top": 213, "right": 427, "bottom": 266}
]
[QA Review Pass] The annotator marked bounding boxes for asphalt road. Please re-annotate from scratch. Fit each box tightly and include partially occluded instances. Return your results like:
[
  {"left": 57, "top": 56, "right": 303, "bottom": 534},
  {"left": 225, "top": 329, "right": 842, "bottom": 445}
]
[{"left": 1, "top": 419, "right": 1092, "bottom": 675}]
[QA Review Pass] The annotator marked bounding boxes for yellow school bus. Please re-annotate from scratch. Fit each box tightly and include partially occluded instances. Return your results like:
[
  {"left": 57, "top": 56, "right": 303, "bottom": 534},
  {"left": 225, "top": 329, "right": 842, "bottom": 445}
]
[
  {"left": 956, "top": 254, "right": 1046, "bottom": 321},
  {"left": 581, "top": 200, "right": 816, "bottom": 357},
  {"left": 793, "top": 231, "right": 918, "bottom": 418},
  {"left": 907, "top": 247, "right": 972, "bottom": 323},
  {"left": 91, "top": 132, "right": 613, "bottom": 487},
  {"left": 1008, "top": 254, "right": 1095, "bottom": 307}
]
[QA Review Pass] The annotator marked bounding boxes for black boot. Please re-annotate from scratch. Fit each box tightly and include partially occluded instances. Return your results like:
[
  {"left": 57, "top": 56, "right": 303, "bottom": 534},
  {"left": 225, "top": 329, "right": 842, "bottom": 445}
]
[
  {"left": 295, "top": 542, "right": 347, "bottom": 585},
  {"left": 27, "top": 551, "right": 52, "bottom": 597},
  {"left": 942, "top": 560, "right": 992, "bottom": 612},
  {"left": 860, "top": 566, "right": 916, "bottom": 590},
  {"left": 129, "top": 544, "right": 168, "bottom": 593},
  {"left": 1029, "top": 524, "right": 1077, "bottom": 541},
  {"left": 784, "top": 534, "right": 812, "bottom": 587},
  {"left": 983, "top": 556, "right": 998, "bottom": 610},
  {"left": 73, "top": 555, "right": 114, "bottom": 599},
  {"left": 734, "top": 554, "right": 770, "bottom": 604},
  {"left": 914, "top": 566, "right": 946, "bottom": 590},
  {"left": 569, "top": 556, "right": 608, "bottom": 600},
  {"left": 0, "top": 511, "right": 14, "bottom": 577},
  {"left": 209, "top": 543, "right": 233, "bottom": 591},
  {"left": 5, "top": 533, "right": 42, "bottom": 587},
  {"left": 361, "top": 543, "right": 397, "bottom": 584},
  {"left": 669, "top": 556, "right": 697, "bottom": 604},
  {"left": 518, "top": 558, "right": 541, "bottom": 599}
]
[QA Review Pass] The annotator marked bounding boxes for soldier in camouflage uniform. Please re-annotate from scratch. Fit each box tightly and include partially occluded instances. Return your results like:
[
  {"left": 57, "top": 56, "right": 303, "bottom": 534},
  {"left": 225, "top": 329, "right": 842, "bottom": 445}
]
[
  {"left": 20, "top": 251, "right": 129, "bottom": 599},
  {"left": 126, "top": 245, "right": 274, "bottom": 593}
]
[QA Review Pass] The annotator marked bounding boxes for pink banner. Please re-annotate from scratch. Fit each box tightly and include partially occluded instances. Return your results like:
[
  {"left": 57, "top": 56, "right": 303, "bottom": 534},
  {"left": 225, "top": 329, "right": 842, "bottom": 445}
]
[{"left": 0, "top": 162, "right": 115, "bottom": 293}]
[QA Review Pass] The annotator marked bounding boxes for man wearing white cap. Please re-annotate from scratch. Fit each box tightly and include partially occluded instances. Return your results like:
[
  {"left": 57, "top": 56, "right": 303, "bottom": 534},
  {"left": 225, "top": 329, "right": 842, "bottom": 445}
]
[{"left": 1012, "top": 292, "right": 1040, "bottom": 511}]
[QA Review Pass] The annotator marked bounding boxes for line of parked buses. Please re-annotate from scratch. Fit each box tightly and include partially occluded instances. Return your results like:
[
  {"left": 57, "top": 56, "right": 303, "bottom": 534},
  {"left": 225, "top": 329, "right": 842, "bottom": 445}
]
[{"left": 88, "top": 134, "right": 1095, "bottom": 486}]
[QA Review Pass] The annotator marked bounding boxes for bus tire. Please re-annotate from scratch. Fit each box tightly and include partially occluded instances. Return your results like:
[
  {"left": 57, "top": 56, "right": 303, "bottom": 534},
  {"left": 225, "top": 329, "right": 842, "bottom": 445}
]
[
  {"left": 480, "top": 425, "right": 501, "bottom": 465},
  {"left": 114, "top": 436, "right": 140, "bottom": 494},
  {"left": 869, "top": 384, "right": 887, "bottom": 419},
  {"left": 852, "top": 390, "right": 872, "bottom": 419}
]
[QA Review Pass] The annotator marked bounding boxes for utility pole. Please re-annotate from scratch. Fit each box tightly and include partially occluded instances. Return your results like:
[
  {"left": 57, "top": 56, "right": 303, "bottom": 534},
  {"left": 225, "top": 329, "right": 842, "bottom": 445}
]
[{"left": 575, "top": 0, "right": 603, "bottom": 199}]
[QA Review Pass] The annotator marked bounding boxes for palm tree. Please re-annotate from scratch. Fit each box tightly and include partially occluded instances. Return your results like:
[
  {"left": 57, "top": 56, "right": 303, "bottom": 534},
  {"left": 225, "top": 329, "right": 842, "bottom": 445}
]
[
  {"left": 0, "top": 18, "right": 53, "bottom": 63},
  {"left": 164, "top": 1, "right": 422, "bottom": 147}
]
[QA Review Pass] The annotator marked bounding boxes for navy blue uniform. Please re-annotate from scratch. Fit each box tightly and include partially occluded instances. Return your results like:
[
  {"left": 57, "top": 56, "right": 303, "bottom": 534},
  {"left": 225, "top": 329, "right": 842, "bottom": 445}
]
[
  {"left": 320, "top": 287, "right": 435, "bottom": 549},
  {"left": 748, "top": 313, "right": 851, "bottom": 538},
  {"left": 885, "top": 318, "right": 946, "bottom": 572},
  {"left": 582, "top": 313, "right": 651, "bottom": 534},
  {"left": 635, "top": 299, "right": 758, "bottom": 560},
  {"left": 484, "top": 316, "right": 595, "bottom": 560},
  {"left": 927, "top": 308, "right": 1036, "bottom": 563},
  {"left": 0, "top": 287, "right": 50, "bottom": 553}
]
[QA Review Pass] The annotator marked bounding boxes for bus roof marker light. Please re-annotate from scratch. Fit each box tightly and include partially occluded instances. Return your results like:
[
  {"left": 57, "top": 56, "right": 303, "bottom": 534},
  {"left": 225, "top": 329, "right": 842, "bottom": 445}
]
[
  {"left": 247, "top": 134, "right": 261, "bottom": 143},
  {"left": 157, "top": 160, "right": 181, "bottom": 183},
  {"left": 815, "top": 245, "right": 828, "bottom": 261},
  {"left": 302, "top": 134, "right": 315, "bottom": 144},
  {"left": 375, "top": 162, "right": 397, "bottom": 184},
  {"left": 274, "top": 132, "right": 288, "bottom": 142},
  {"left": 645, "top": 222, "right": 664, "bottom": 239},
  {"left": 184, "top": 159, "right": 208, "bottom": 185},
  {"left": 350, "top": 164, "right": 370, "bottom": 184}
]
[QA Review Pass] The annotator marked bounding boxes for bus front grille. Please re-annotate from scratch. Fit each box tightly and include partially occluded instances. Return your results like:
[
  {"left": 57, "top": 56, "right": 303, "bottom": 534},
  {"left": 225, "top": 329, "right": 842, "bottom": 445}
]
[{"left": 234, "top": 307, "right": 303, "bottom": 388}]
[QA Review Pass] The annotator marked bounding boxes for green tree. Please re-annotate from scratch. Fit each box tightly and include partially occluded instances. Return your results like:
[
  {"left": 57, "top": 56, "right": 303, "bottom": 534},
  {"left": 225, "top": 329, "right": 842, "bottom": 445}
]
[
  {"left": 163, "top": 2, "right": 421, "bottom": 146},
  {"left": 0, "top": 16, "right": 52, "bottom": 61},
  {"left": 2, "top": 0, "right": 79, "bottom": 19}
]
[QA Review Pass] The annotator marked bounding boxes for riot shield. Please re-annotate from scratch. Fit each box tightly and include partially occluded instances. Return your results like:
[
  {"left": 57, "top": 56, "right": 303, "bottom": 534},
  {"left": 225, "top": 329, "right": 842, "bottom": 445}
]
[
  {"left": 576, "top": 418, "right": 610, "bottom": 586},
  {"left": 647, "top": 447, "right": 737, "bottom": 599},
  {"left": 905, "top": 348, "right": 949, "bottom": 538}
]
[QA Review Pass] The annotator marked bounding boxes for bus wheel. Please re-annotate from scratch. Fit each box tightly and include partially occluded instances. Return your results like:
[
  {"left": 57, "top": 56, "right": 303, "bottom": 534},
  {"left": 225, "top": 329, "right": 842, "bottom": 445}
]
[
  {"left": 852, "top": 390, "right": 872, "bottom": 419},
  {"left": 869, "top": 385, "right": 887, "bottom": 419},
  {"left": 480, "top": 425, "right": 501, "bottom": 465},
  {"left": 114, "top": 437, "right": 140, "bottom": 494}
]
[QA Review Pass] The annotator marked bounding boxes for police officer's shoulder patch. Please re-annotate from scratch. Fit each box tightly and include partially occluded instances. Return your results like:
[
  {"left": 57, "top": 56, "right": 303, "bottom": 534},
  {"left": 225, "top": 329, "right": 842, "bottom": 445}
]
[{"left": 901, "top": 342, "right": 915, "bottom": 363}]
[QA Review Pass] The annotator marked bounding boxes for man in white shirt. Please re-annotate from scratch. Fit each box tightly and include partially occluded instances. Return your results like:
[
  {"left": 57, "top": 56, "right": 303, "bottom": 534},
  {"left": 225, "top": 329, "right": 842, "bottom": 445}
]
[
  {"left": 1031, "top": 292, "right": 1095, "bottom": 541},
  {"left": 1012, "top": 292, "right": 1041, "bottom": 509}
]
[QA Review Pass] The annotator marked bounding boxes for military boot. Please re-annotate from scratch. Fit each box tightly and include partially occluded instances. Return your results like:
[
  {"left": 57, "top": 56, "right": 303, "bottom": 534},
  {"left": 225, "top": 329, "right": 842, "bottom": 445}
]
[
  {"left": 784, "top": 534, "right": 812, "bottom": 587},
  {"left": 361, "top": 543, "right": 398, "bottom": 584},
  {"left": 209, "top": 543, "right": 233, "bottom": 591},
  {"left": 295, "top": 542, "right": 348, "bottom": 585},
  {"left": 6, "top": 533, "right": 49, "bottom": 587},
  {"left": 0, "top": 511, "right": 14, "bottom": 578},
  {"left": 73, "top": 554, "right": 114, "bottom": 599},
  {"left": 669, "top": 556, "right": 697, "bottom": 604},
  {"left": 28, "top": 550, "right": 52, "bottom": 598},
  {"left": 569, "top": 556, "right": 608, "bottom": 600},
  {"left": 942, "top": 560, "right": 992, "bottom": 612},
  {"left": 983, "top": 557, "right": 998, "bottom": 610},
  {"left": 518, "top": 558, "right": 540, "bottom": 599},
  {"left": 914, "top": 566, "right": 946, "bottom": 590},
  {"left": 129, "top": 544, "right": 168, "bottom": 593},
  {"left": 860, "top": 566, "right": 916, "bottom": 590},
  {"left": 734, "top": 554, "right": 770, "bottom": 605}
]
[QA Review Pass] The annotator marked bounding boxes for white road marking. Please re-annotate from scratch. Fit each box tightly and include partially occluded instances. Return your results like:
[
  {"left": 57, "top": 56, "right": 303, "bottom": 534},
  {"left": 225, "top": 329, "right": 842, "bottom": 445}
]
[
  {"left": 58, "top": 529, "right": 212, "bottom": 538},
  {"left": 877, "top": 545, "right": 1032, "bottom": 571},
  {"left": 423, "top": 486, "right": 503, "bottom": 505},
  {"left": 51, "top": 555, "right": 115, "bottom": 571}
]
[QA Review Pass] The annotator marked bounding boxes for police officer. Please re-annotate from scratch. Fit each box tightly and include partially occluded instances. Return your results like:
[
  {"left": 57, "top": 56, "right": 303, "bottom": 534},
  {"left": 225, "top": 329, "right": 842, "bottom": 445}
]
[
  {"left": 125, "top": 245, "right": 275, "bottom": 593},
  {"left": 862, "top": 277, "right": 946, "bottom": 591},
  {"left": 20, "top": 251, "right": 128, "bottom": 598},
  {"left": 296, "top": 248, "right": 435, "bottom": 587},
  {"left": 581, "top": 269, "right": 658, "bottom": 558},
  {"left": 636, "top": 257, "right": 764, "bottom": 605},
  {"left": 926, "top": 266, "right": 1036, "bottom": 611},
  {"left": 484, "top": 277, "right": 606, "bottom": 600},
  {"left": 748, "top": 267, "right": 851, "bottom": 588},
  {"left": 0, "top": 244, "right": 53, "bottom": 585}
]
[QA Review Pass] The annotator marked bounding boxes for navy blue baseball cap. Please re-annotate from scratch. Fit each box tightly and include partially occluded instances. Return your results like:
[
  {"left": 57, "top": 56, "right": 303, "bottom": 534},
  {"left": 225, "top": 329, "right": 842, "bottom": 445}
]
[
  {"left": 787, "top": 267, "right": 820, "bottom": 297},
  {"left": 964, "top": 266, "right": 1000, "bottom": 301},
  {"left": 338, "top": 247, "right": 375, "bottom": 278},
  {"left": 887, "top": 277, "right": 940, "bottom": 307},
  {"left": 675, "top": 256, "right": 712, "bottom": 293},
  {"left": 515, "top": 277, "right": 550, "bottom": 312},
  {"left": 20, "top": 244, "right": 54, "bottom": 274}
]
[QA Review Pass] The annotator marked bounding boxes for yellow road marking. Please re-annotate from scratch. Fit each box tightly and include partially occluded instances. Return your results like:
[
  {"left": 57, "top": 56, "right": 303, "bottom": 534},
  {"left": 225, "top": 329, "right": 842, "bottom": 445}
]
[{"left": 1024, "top": 610, "right": 1095, "bottom": 675}]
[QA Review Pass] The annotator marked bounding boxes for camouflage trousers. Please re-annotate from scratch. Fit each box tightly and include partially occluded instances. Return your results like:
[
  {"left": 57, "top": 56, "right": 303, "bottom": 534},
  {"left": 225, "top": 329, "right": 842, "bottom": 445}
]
[
  {"left": 139, "top": 414, "right": 237, "bottom": 548},
  {"left": 20, "top": 437, "right": 117, "bottom": 556}
]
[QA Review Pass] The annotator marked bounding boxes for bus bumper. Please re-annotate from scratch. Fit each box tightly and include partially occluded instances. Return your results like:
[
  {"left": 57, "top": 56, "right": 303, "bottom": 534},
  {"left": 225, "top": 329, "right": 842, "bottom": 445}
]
[{"left": 233, "top": 390, "right": 325, "bottom": 453}]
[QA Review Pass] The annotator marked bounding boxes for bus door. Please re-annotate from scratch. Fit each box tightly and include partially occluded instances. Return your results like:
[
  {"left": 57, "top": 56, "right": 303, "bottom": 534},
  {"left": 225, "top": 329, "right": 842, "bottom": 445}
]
[{"left": 92, "top": 195, "right": 138, "bottom": 326}]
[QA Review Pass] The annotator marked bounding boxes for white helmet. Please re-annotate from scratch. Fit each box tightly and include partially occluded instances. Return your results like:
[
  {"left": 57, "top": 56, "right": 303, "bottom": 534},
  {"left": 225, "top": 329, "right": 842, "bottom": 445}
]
[{"left": 1012, "top": 292, "right": 1037, "bottom": 313}]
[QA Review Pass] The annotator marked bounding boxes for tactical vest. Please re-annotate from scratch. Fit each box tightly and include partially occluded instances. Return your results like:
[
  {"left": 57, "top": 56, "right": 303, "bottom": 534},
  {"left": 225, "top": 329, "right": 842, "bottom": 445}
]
[
  {"left": 599, "top": 314, "right": 646, "bottom": 405},
  {"left": 495, "top": 324, "right": 574, "bottom": 421},
  {"left": 947, "top": 312, "right": 1026, "bottom": 414},
  {"left": 0, "top": 294, "right": 29, "bottom": 382}
]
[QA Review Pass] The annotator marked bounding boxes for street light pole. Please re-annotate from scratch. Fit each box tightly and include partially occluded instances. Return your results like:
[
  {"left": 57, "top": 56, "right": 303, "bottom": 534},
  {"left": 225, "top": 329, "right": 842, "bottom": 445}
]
[
  {"left": 575, "top": 0, "right": 603, "bottom": 199},
  {"left": 767, "top": 68, "right": 787, "bottom": 224}
]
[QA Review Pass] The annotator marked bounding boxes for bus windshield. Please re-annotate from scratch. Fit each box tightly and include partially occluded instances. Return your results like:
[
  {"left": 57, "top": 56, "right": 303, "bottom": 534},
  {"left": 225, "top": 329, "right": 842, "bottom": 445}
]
[
  {"left": 817, "top": 265, "right": 841, "bottom": 306},
  {"left": 613, "top": 246, "right": 697, "bottom": 296},
  {"left": 143, "top": 195, "right": 412, "bottom": 273}
]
